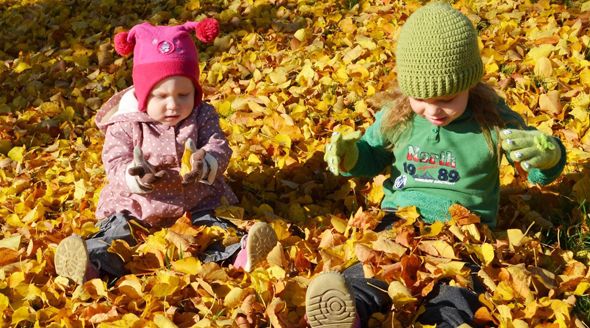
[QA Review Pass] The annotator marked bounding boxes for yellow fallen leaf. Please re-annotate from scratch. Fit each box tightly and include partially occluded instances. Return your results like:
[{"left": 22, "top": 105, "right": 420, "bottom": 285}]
[
  {"left": 0, "top": 293, "right": 8, "bottom": 313},
  {"left": 438, "top": 261, "right": 466, "bottom": 276},
  {"left": 481, "top": 243, "right": 495, "bottom": 266},
  {"left": 525, "top": 44, "right": 554, "bottom": 64},
  {"left": 268, "top": 266, "right": 286, "bottom": 279},
  {"left": 449, "top": 224, "right": 465, "bottom": 241},
  {"left": 13, "top": 61, "right": 31, "bottom": 73},
  {"left": 117, "top": 276, "right": 144, "bottom": 299},
  {"left": 372, "top": 236, "right": 407, "bottom": 258},
  {"left": 343, "top": 45, "right": 364, "bottom": 63},
  {"left": 388, "top": 281, "right": 416, "bottom": 305},
  {"left": 247, "top": 153, "right": 261, "bottom": 164},
  {"left": 574, "top": 282, "right": 590, "bottom": 295},
  {"left": 421, "top": 221, "right": 444, "bottom": 238},
  {"left": 274, "top": 134, "right": 292, "bottom": 149},
  {"left": 269, "top": 68, "right": 288, "bottom": 84},
  {"left": 580, "top": 67, "right": 590, "bottom": 88},
  {"left": 494, "top": 281, "right": 515, "bottom": 301},
  {"left": 217, "top": 100, "right": 232, "bottom": 117},
  {"left": 331, "top": 216, "right": 348, "bottom": 234},
  {"left": 153, "top": 314, "right": 177, "bottom": 328},
  {"left": 420, "top": 240, "right": 457, "bottom": 259},
  {"left": 8, "top": 146, "right": 25, "bottom": 163},
  {"left": 396, "top": 206, "right": 420, "bottom": 225},
  {"left": 151, "top": 272, "right": 180, "bottom": 298},
  {"left": 538, "top": 90, "right": 561, "bottom": 115},
  {"left": 296, "top": 61, "right": 316, "bottom": 86},
  {"left": 224, "top": 287, "right": 247, "bottom": 308},
  {"left": 294, "top": 28, "right": 306, "bottom": 41},
  {"left": 0, "top": 234, "right": 21, "bottom": 250},
  {"left": 485, "top": 60, "right": 499, "bottom": 73},
  {"left": 171, "top": 257, "right": 201, "bottom": 275},
  {"left": 507, "top": 229, "right": 524, "bottom": 249},
  {"left": 74, "top": 179, "right": 86, "bottom": 200},
  {"left": 432, "top": 240, "right": 457, "bottom": 259},
  {"left": 534, "top": 57, "right": 553, "bottom": 78},
  {"left": 11, "top": 306, "right": 33, "bottom": 326},
  {"left": 356, "top": 35, "right": 376, "bottom": 50},
  {"left": 22, "top": 204, "right": 46, "bottom": 224},
  {"left": 462, "top": 224, "right": 481, "bottom": 242}
]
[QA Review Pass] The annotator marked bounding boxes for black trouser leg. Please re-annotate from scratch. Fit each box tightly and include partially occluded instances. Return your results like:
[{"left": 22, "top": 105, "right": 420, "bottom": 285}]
[
  {"left": 86, "top": 212, "right": 136, "bottom": 277},
  {"left": 341, "top": 263, "right": 392, "bottom": 327},
  {"left": 190, "top": 210, "right": 243, "bottom": 265}
]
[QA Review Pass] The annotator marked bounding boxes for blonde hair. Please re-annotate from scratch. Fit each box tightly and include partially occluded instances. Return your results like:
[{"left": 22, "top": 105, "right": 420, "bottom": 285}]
[{"left": 374, "top": 82, "right": 507, "bottom": 162}]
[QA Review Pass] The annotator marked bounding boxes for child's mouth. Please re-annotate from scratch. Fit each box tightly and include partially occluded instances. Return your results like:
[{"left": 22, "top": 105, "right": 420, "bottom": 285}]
[{"left": 428, "top": 116, "right": 447, "bottom": 125}]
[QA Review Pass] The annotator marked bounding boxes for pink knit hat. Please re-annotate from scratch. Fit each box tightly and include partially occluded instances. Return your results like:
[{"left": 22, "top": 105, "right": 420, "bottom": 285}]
[{"left": 113, "top": 19, "right": 219, "bottom": 111}]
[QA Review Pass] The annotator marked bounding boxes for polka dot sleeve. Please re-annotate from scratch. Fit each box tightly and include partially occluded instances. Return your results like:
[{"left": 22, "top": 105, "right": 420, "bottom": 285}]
[{"left": 102, "top": 121, "right": 135, "bottom": 190}]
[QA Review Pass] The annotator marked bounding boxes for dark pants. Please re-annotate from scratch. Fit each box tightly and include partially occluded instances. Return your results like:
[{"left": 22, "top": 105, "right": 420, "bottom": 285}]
[
  {"left": 86, "top": 210, "right": 243, "bottom": 277},
  {"left": 341, "top": 213, "right": 482, "bottom": 327}
]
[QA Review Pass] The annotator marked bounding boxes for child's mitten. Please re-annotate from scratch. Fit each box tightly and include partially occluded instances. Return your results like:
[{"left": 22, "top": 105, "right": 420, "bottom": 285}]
[
  {"left": 128, "top": 147, "right": 166, "bottom": 191},
  {"left": 180, "top": 139, "right": 208, "bottom": 184},
  {"left": 324, "top": 130, "right": 361, "bottom": 175},
  {"left": 500, "top": 129, "right": 561, "bottom": 171}
]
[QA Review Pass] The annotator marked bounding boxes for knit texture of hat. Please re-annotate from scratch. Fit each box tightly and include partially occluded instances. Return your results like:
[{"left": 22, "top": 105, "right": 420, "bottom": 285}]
[
  {"left": 396, "top": 2, "right": 483, "bottom": 99},
  {"left": 113, "top": 19, "right": 219, "bottom": 111}
]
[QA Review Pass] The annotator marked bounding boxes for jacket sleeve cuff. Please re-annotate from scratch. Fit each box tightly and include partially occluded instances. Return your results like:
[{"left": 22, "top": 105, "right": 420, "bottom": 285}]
[
  {"left": 528, "top": 137, "right": 566, "bottom": 186},
  {"left": 125, "top": 163, "right": 151, "bottom": 194},
  {"left": 199, "top": 153, "right": 218, "bottom": 185}
]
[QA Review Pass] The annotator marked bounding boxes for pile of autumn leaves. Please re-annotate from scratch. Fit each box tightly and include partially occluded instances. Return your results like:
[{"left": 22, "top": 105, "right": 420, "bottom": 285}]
[{"left": 1, "top": 0, "right": 590, "bottom": 327}]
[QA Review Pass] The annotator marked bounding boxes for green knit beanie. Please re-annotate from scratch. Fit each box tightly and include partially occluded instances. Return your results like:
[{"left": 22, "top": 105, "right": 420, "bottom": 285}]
[{"left": 396, "top": 2, "right": 483, "bottom": 99}]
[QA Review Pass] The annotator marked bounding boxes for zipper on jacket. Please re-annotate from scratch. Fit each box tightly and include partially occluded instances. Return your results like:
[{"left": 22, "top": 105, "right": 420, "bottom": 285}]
[{"left": 429, "top": 126, "right": 440, "bottom": 143}]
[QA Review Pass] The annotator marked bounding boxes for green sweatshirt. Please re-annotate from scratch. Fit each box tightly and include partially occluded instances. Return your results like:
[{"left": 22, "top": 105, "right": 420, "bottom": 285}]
[{"left": 346, "top": 100, "right": 566, "bottom": 227}]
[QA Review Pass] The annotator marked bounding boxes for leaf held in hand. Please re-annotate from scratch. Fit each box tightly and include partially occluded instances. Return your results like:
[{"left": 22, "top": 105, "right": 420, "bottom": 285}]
[{"left": 180, "top": 143, "right": 194, "bottom": 178}]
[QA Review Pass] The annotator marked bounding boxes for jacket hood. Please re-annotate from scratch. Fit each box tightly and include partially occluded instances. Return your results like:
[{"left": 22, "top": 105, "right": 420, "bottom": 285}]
[{"left": 95, "top": 87, "right": 156, "bottom": 132}]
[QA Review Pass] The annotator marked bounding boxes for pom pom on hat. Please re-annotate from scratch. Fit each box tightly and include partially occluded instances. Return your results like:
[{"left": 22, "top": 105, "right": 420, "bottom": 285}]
[
  {"left": 184, "top": 18, "right": 219, "bottom": 43},
  {"left": 113, "top": 31, "right": 135, "bottom": 56}
]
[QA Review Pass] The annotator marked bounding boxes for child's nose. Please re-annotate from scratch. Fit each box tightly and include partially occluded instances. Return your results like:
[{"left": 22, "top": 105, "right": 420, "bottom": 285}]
[
  {"left": 166, "top": 97, "right": 180, "bottom": 110},
  {"left": 425, "top": 104, "right": 442, "bottom": 115}
]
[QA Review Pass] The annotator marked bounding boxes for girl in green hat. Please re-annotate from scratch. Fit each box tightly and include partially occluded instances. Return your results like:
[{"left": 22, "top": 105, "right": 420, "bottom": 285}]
[{"left": 306, "top": 2, "right": 566, "bottom": 327}]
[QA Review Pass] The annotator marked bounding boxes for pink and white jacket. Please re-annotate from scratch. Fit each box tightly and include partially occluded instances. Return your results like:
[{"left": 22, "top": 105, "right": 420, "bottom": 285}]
[{"left": 95, "top": 88, "right": 237, "bottom": 227}]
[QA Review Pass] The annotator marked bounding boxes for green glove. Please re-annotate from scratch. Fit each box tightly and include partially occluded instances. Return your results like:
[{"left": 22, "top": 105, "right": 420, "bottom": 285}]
[
  {"left": 324, "top": 130, "right": 361, "bottom": 175},
  {"left": 500, "top": 129, "right": 561, "bottom": 171}
]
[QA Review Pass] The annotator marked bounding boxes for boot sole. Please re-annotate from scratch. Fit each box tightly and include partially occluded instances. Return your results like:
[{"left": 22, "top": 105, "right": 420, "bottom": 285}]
[
  {"left": 306, "top": 272, "right": 356, "bottom": 328},
  {"left": 245, "top": 222, "right": 278, "bottom": 272},
  {"left": 54, "top": 235, "right": 89, "bottom": 285}
]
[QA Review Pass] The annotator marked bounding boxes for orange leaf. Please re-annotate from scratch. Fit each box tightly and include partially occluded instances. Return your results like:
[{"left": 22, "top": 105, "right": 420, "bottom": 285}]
[
  {"left": 474, "top": 306, "right": 495, "bottom": 324},
  {"left": 449, "top": 204, "right": 480, "bottom": 225},
  {"left": 400, "top": 254, "right": 421, "bottom": 287}
]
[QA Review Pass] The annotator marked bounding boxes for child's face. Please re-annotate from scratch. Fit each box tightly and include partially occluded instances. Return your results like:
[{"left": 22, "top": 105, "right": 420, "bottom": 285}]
[
  {"left": 146, "top": 76, "right": 195, "bottom": 126},
  {"left": 408, "top": 90, "right": 469, "bottom": 127}
]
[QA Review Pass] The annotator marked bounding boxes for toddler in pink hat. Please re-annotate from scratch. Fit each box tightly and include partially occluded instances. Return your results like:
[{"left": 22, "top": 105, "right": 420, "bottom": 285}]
[{"left": 54, "top": 19, "right": 277, "bottom": 285}]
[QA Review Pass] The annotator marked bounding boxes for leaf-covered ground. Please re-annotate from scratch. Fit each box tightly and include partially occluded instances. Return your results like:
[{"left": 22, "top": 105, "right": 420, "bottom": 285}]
[{"left": 1, "top": 0, "right": 590, "bottom": 327}]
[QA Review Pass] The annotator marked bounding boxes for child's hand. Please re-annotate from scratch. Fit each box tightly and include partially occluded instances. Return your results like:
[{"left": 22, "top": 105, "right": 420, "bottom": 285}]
[
  {"left": 500, "top": 129, "right": 561, "bottom": 171},
  {"left": 128, "top": 147, "right": 166, "bottom": 191},
  {"left": 181, "top": 139, "right": 208, "bottom": 184},
  {"left": 324, "top": 130, "right": 361, "bottom": 175}
]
